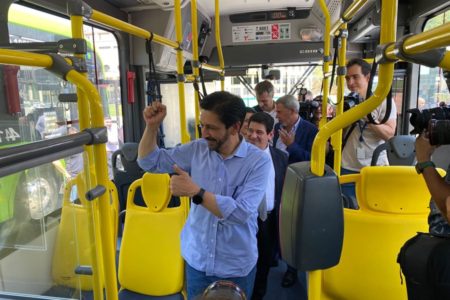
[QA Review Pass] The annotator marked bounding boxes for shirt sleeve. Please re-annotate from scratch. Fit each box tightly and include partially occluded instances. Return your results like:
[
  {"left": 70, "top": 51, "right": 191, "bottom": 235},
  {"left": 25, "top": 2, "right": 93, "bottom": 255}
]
[
  {"left": 137, "top": 142, "right": 194, "bottom": 174},
  {"left": 215, "top": 152, "right": 271, "bottom": 225}
]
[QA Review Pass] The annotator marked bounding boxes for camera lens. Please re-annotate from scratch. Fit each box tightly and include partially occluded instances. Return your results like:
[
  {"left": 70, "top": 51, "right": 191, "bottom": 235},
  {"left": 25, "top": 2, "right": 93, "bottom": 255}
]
[{"left": 428, "top": 119, "right": 450, "bottom": 145}]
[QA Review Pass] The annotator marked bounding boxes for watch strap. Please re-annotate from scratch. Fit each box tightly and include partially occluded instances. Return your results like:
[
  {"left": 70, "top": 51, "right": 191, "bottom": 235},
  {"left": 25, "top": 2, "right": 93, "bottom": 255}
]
[
  {"left": 192, "top": 188, "right": 205, "bottom": 205},
  {"left": 415, "top": 161, "right": 435, "bottom": 174}
]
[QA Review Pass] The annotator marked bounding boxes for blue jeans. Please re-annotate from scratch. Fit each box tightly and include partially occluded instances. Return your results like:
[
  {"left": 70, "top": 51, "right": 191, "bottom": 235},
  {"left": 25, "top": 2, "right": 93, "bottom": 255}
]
[
  {"left": 185, "top": 262, "right": 257, "bottom": 300},
  {"left": 340, "top": 168, "right": 359, "bottom": 209}
]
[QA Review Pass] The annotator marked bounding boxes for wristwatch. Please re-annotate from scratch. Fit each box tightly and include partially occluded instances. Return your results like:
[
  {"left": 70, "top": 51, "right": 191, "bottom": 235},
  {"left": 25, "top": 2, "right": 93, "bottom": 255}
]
[
  {"left": 415, "top": 161, "right": 435, "bottom": 174},
  {"left": 192, "top": 188, "right": 205, "bottom": 205}
]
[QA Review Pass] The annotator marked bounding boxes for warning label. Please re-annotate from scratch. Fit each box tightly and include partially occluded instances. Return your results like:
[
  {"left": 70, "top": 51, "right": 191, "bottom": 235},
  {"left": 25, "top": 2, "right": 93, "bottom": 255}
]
[{"left": 232, "top": 23, "right": 291, "bottom": 43}]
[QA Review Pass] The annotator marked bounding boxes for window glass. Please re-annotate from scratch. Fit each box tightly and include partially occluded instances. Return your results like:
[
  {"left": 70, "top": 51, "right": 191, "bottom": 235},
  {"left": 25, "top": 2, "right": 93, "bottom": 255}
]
[{"left": 418, "top": 10, "right": 450, "bottom": 109}]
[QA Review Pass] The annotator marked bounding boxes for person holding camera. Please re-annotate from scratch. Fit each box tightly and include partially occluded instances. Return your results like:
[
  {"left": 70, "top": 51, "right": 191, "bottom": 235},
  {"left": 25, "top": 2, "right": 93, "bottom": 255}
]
[
  {"left": 398, "top": 132, "right": 450, "bottom": 299},
  {"left": 341, "top": 58, "right": 397, "bottom": 203}
]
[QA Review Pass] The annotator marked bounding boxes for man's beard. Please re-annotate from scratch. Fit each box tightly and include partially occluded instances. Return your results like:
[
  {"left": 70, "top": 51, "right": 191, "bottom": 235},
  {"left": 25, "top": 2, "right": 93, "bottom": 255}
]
[{"left": 205, "top": 131, "right": 229, "bottom": 152}]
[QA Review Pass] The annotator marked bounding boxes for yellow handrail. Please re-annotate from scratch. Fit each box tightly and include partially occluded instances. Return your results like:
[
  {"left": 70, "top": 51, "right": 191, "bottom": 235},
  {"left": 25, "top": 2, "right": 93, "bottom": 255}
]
[
  {"left": 309, "top": 2, "right": 331, "bottom": 297},
  {"left": 215, "top": 0, "right": 225, "bottom": 90},
  {"left": 191, "top": 0, "right": 201, "bottom": 139},
  {"left": 0, "top": 49, "right": 118, "bottom": 300},
  {"left": 66, "top": 71, "right": 118, "bottom": 300},
  {"left": 90, "top": 9, "right": 179, "bottom": 49},
  {"left": 174, "top": 0, "right": 190, "bottom": 144},
  {"left": 70, "top": 12, "right": 119, "bottom": 300},
  {"left": 201, "top": 63, "right": 223, "bottom": 73},
  {"left": 311, "top": 0, "right": 397, "bottom": 176},
  {"left": 332, "top": 23, "right": 347, "bottom": 175},
  {"left": 331, "top": 0, "right": 369, "bottom": 35},
  {"left": 70, "top": 14, "right": 105, "bottom": 300},
  {"left": 383, "top": 22, "right": 450, "bottom": 70},
  {"left": 318, "top": 0, "right": 330, "bottom": 129}
]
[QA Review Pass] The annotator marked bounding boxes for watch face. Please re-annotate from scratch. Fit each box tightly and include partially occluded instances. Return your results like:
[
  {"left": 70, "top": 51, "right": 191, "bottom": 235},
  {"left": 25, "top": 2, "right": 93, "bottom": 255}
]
[{"left": 193, "top": 195, "right": 203, "bottom": 205}]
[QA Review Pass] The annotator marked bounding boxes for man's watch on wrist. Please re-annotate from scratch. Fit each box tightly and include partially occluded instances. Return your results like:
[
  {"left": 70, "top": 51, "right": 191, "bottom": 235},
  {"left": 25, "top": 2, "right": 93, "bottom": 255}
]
[
  {"left": 192, "top": 188, "right": 205, "bottom": 205},
  {"left": 415, "top": 161, "right": 436, "bottom": 174}
]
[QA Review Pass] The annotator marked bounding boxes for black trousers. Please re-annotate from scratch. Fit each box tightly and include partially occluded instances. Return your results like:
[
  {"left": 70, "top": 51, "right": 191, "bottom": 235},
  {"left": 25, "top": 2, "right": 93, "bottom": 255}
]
[{"left": 252, "top": 211, "right": 278, "bottom": 300}]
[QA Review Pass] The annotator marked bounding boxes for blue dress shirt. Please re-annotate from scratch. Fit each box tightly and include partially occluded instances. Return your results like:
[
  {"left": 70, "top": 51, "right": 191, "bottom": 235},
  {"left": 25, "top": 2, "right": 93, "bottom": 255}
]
[{"left": 137, "top": 138, "right": 271, "bottom": 277}]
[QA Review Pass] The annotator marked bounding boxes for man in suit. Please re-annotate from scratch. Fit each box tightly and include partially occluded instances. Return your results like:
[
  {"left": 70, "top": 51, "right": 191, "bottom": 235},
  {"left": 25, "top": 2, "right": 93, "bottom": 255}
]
[
  {"left": 246, "top": 112, "right": 288, "bottom": 300},
  {"left": 273, "top": 94, "right": 318, "bottom": 288}
]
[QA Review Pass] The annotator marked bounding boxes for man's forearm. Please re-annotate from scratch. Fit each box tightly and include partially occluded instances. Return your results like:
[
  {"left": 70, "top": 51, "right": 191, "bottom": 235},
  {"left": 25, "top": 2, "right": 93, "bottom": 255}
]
[
  {"left": 138, "top": 125, "right": 158, "bottom": 159},
  {"left": 369, "top": 119, "right": 396, "bottom": 141},
  {"left": 422, "top": 167, "right": 450, "bottom": 217}
]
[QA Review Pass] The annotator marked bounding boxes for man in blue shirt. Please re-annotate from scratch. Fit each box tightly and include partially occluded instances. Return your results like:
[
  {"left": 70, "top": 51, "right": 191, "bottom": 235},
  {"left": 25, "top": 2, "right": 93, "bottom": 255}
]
[{"left": 137, "top": 91, "right": 271, "bottom": 299}]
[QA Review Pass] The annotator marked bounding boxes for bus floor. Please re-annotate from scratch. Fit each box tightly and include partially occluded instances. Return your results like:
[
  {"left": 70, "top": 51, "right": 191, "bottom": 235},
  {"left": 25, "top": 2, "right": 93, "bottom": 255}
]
[{"left": 265, "top": 260, "right": 308, "bottom": 300}]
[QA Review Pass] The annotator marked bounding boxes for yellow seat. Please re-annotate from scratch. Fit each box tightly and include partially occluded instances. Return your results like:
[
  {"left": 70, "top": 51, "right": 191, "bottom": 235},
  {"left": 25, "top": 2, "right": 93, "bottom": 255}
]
[
  {"left": 52, "top": 172, "right": 119, "bottom": 291},
  {"left": 313, "top": 166, "right": 445, "bottom": 300},
  {"left": 118, "top": 172, "right": 188, "bottom": 297}
]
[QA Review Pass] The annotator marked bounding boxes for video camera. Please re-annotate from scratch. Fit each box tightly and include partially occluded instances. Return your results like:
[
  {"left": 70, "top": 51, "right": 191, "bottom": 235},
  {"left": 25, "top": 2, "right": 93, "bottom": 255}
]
[
  {"left": 408, "top": 105, "right": 450, "bottom": 145},
  {"left": 343, "top": 93, "right": 362, "bottom": 111},
  {"left": 299, "top": 100, "right": 320, "bottom": 123}
]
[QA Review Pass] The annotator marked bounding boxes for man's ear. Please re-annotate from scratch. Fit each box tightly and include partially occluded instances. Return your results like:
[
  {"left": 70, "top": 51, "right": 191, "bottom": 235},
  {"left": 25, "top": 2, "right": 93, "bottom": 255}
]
[
  {"left": 268, "top": 130, "right": 274, "bottom": 141},
  {"left": 231, "top": 122, "right": 241, "bottom": 135}
]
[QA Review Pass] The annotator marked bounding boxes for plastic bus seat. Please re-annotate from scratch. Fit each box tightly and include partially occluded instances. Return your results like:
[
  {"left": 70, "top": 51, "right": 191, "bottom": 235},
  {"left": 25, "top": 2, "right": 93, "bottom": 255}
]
[
  {"left": 118, "top": 173, "right": 188, "bottom": 299},
  {"left": 371, "top": 135, "right": 416, "bottom": 166},
  {"left": 52, "top": 172, "right": 120, "bottom": 291},
  {"left": 112, "top": 143, "right": 145, "bottom": 212},
  {"left": 315, "top": 166, "right": 445, "bottom": 300}
]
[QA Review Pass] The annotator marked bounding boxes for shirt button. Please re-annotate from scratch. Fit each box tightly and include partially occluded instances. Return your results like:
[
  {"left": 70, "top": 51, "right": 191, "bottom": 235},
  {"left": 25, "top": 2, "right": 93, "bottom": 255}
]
[{"left": 210, "top": 254, "right": 213, "bottom": 258}]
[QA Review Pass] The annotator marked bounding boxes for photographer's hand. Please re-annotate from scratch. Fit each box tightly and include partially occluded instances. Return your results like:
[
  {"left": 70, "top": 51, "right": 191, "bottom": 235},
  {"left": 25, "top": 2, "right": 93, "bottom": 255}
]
[{"left": 415, "top": 132, "right": 436, "bottom": 162}]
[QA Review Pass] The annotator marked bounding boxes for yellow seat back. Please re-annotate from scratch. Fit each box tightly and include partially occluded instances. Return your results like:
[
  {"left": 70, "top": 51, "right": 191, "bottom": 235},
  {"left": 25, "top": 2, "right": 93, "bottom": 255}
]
[
  {"left": 52, "top": 172, "right": 119, "bottom": 290},
  {"left": 317, "top": 166, "right": 444, "bottom": 300},
  {"left": 118, "top": 173, "right": 189, "bottom": 296}
]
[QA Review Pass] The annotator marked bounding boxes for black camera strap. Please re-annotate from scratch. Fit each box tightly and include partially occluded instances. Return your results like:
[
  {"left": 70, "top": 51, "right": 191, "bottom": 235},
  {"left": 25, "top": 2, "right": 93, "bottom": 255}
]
[
  {"left": 342, "top": 123, "right": 357, "bottom": 150},
  {"left": 365, "top": 61, "right": 392, "bottom": 125},
  {"left": 329, "top": 36, "right": 339, "bottom": 94}
]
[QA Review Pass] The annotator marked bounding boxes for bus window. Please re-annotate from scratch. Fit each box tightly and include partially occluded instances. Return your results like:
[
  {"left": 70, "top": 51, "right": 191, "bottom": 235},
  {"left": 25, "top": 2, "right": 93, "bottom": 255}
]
[
  {"left": 418, "top": 9, "right": 450, "bottom": 109},
  {"left": 7, "top": 3, "right": 123, "bottom": 177}
]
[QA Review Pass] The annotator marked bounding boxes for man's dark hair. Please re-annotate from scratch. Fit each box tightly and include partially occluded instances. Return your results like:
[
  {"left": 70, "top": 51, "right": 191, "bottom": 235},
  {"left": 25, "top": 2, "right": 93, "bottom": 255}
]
[
  {"left": 347, "top": 58, "right": 371, "bottom": 76},
  {"left": 254, "top": 80, "right": 274, "bottom": 97},
  {"left": 200, "top": 91, "right": 246, "bottom": 129},
  {"left": 248, "top": 112, "right": 274, "bottom": 133},
  {"left": 245, "top": 107, "right": 257, "bottom": 114}
]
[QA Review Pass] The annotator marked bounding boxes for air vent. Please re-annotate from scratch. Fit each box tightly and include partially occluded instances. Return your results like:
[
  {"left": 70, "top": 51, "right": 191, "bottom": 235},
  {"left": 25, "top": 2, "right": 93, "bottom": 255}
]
[{"left": 327, "top": 0, "right": 341, "bottom": 16}]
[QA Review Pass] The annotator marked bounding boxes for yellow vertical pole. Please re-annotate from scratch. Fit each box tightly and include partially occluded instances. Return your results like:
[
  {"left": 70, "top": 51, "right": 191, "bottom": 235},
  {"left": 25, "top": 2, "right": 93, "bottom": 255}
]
[
  {"left": 65, "top": 70, "right": 119, "bottom": 300},
  {"left": 70, "top": 15, "right": 104, "bottom": 300},
  {"left": 174, "top": 0, "right": 190, "bottom": 143},
  {"left": 215, "top": 0, "right": 225, "bottom": 91},
  {"left": 319, "top": 0, "right": 330, "bottom": 129},
  {"left": 191, "top": 0, "right": 200, "bottom": 139},
  {"left": 332, "top": 24, "right": 347, "bottom": 175},
  {"left": 307, "top": 1, "right": 330, "bottom": 298}
]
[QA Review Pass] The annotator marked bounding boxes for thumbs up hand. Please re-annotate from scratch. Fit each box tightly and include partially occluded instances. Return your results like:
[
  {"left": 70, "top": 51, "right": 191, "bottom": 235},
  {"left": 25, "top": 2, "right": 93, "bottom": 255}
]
[{"left": 170, "top": 165, "right": 199, "bottom": 197}]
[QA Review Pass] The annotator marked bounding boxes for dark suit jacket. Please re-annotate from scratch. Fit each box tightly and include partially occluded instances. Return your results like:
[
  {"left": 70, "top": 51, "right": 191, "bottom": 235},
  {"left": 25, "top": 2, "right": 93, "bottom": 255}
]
[
  {"left": 253, "top": 104, "right": 263, "bottom": 112},
  {"left": 273, "top": 118, "right": 318, "bottom": 164},
  {"left": 269, "top": 146, "right": 288, "bottom": 215}
]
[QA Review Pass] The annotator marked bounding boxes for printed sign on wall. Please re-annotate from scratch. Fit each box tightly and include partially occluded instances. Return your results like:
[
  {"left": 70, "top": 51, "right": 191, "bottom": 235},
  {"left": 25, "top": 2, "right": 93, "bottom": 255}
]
[{"left": 232, "top": 23, "right": 291, "bottom": 43}]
